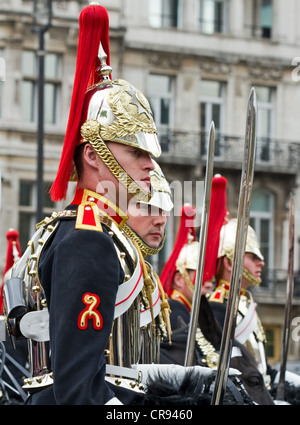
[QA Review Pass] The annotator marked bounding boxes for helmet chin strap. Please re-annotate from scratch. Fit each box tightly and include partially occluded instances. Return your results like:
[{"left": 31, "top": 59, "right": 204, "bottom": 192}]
[
  {"left": 179, "top": 269, "right": 195, "bottom": 294},
  {"left": 242, "top": 267, "right": 261, "bottom": 287},
  {"left": 225, "top": 253, "right": 261, "bottom": 288},
  {"left": 122, "top": 224, "right": 166, "bottom": 257}
]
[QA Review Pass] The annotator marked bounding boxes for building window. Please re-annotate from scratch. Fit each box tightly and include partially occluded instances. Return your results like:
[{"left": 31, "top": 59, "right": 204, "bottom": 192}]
[
  {"left": 199, "top": 79, "right": 224, "bottom": 156},
  {"left": 147, "top": 74, "right": 174, "bottom": 151},
  {"left": 256, "top": 86, "right": 275, "bottom": 162},
  {"left": 250, "top": 189, "right": 274, "bottom": 285},
  {"left": 149, "top": 0, "right": 183, "bottom": 28},
  {"left": 21, "top": 51, "right": 61, "bottom": 125},
  {"left": 252, "top": 0, "right": 273, "bottom": 39},
  {"left": 261, "top": 0, "right": 272, "bottom": 38},
  {"left": 198, "top": 0, "right": 228, "bottom": 34},
  {"left": 18, "top": 180, "right": 55, "bottom": 251},
  {"left": 264, "top": 325, "right": 280, "bottom": 364}
]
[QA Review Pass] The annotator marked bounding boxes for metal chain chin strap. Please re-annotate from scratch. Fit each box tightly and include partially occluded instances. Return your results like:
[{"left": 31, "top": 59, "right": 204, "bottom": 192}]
[
  {"left": 80, "top": 119, "right": 151, "bottom": 203},
  {"left": 242, "top": 267, "right": 261, "bottom": 286},
  {"left": 225, "top": 253, "right": 261, "bottom": 287},
  {"left": 122, "top": 222, "right": 166, "bottom": 257}
]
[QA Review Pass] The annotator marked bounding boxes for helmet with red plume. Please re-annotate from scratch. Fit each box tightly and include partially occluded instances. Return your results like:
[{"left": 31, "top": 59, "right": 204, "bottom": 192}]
[
  {"left": 160, "top": 175, "right": 228, "bottom": 297},
  {"left": 50, "top": 3, "right": 160, "bottom": 203},
  {"left": 202, "top": 174, "right": 228, "bottom": 284}
]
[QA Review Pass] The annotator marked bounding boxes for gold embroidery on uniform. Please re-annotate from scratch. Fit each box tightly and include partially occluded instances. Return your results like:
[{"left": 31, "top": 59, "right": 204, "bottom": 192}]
[
  {"left": 75, "top": 202, "right": 103, "bottom": 232},
  {"left": 78, "top": 293, "right": 103, "bottom": 330}
]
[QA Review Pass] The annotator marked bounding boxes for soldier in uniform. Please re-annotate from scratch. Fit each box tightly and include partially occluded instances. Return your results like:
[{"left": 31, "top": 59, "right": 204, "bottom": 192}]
[
  {"left": 165, "top": 238, "right": 199, "bottom": 331},
  {"left": 209, "top": 219, "right": 269, "bottom": 381},
  {"left": 160, "top": 176, "right": 228, "bottom": 331},
  {"left": 1, "top": 230, "right": 28, "bottom": 404},
  {"left": 209, "top": 218, "right": 300, "bottom": 391},
  {"left": 3, "top": 3, "right": 167, "bottom": 405},
  {"left": 159, "top": 203, "right": 196, "bottom": 331},
  {"left": 124, "top": 160, "right": 173, "bottom": 360}
]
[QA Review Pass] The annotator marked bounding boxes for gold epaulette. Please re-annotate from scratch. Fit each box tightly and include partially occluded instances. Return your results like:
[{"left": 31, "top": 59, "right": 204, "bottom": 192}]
[
  {"left": 209, "top": 286, "right": 226, "bottom": 304},
  {"left": 75, "top": 201, "right": 103, "bottom": 232}
]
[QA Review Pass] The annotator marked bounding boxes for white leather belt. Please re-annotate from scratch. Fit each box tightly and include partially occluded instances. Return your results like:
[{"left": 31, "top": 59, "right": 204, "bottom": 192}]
[{"left": 105, "top": 364, "right": 141, "bottom": 381}]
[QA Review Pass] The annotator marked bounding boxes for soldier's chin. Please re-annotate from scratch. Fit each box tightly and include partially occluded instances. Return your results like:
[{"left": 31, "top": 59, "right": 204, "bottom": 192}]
[
  {"left": 243, "top": 268, "right": 261, "bottom": 286},
  {"left": 137, "top": 180, "right": 151, "bottom": 193},
  {"left": 251, "top": 276, "right": 262, "bottom": 286}
]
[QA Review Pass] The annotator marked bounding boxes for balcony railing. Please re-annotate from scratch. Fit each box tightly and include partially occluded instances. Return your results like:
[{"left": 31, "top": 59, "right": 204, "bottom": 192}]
[
  {"left": 159, "top": 130, "right": 300, "bottom": 173},
  {"left": 251, "top": 269, "right": 300, "bottom": 301}
]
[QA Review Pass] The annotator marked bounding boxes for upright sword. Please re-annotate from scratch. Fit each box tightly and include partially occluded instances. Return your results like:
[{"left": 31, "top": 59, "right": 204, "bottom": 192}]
[
  {"left": 210, "top": 88, "right": 257, "bottom": 405},
  {"left": 184, "top": 121, "right": 215, "bottom": 367},
  {"left": 277, "top": 193, "right": 295, "bottom": 401}
]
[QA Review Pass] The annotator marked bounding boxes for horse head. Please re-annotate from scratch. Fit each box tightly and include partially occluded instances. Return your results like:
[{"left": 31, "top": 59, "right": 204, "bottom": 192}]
[{"left": 230, "top": 341, "right": 274, "bottom": 405}]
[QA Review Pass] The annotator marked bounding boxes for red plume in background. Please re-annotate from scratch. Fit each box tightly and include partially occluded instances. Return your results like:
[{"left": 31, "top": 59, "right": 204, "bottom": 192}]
[
  {"left": 50, "top": 4, "right": 110, "bottom": 202},
  {"left": 160, "top": 175, "right": 228, "bottom": 296},
  {"left": 160, "top": 204, "right": 196, "bottom": 296},
  {"left": 202, "top": 175, "right": 228, "bottom": 284},
  {"left": 1, "top": 229, "right": 22, "bottom": 314}
]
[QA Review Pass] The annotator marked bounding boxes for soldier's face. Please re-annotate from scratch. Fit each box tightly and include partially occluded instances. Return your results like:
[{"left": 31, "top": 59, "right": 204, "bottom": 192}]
[
  {"left": 242, "top": 252, "right": 265, "bottom": 287},
  {"left": 106, "top": 142, "right": 155, "bottom": 194},
  {"left": 127, "top": 203, "right": 166, "bottom": 248}
]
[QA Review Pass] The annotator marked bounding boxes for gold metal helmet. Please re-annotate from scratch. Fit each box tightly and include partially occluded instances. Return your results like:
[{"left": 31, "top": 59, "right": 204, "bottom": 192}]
[
  {"left": 82, "top": 77, "right": 160, "bottom": 157},
  {"left": 79, "top": 50, "right": 161, "bottom": 203},
  {"left": 50, "top": 4, "right": 161, "bottom": 203},
  {"left": 139, "top": 160, "right": 173, "bottom": 213},
  {"left": 218, "top": 218, "right": 264, "bottom": 285}
]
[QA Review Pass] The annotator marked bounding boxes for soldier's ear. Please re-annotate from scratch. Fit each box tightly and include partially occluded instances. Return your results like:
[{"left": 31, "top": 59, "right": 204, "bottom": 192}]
[
  {"left": 83, "top": 143, "right": 100, "bottom": 169},
  {"left": 223, "top": 256, "right": 232, "bottom": 272},
  {"left": 172, "top": 271, "right": 185, "bottom": 290}
]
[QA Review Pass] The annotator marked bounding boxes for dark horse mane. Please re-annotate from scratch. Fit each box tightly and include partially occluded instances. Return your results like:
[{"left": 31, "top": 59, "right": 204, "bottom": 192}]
[{"left": 144, "top": 367, "right": 254, "bottom": 405}]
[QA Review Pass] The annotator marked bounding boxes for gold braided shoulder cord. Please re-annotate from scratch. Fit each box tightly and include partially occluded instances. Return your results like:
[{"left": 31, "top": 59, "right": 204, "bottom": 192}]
[
  {"left": 153, "top": 270, "right": 172, "bottom": 344},
  {"left": 130, "top": 238, "right": 155, "bottom": 323},
  {"left": 122, "top": 223, "right": 171, "bottom": 342},
  {"left": 80, "top": 119, "right": 151, "bottom": 203}
]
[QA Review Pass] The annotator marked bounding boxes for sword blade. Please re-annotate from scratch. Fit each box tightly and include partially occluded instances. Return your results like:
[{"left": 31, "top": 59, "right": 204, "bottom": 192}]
[
  {"left": 277, "top": 193, "right": 295, "bottom": 400},
  {"left": 184, "top": 121, "right": 215, "bottom": 367},
  {"left": 211, "top": 88, "right": 257, "bottom": 405}
]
